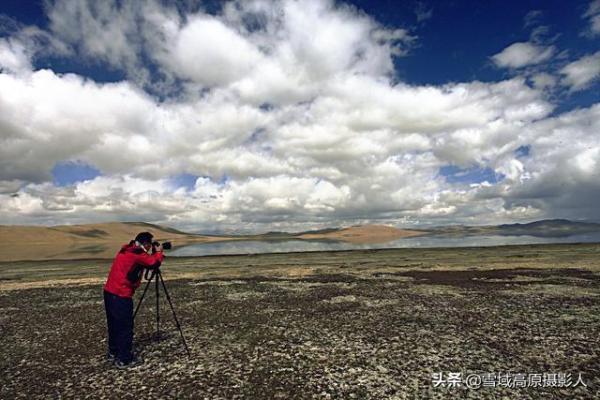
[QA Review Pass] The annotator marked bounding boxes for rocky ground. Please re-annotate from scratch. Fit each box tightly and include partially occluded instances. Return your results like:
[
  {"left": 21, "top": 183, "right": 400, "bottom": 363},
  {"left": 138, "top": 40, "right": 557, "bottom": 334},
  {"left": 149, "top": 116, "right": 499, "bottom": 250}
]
[{"left": 1, "top": 245, "right": 600, "bottom": 399}]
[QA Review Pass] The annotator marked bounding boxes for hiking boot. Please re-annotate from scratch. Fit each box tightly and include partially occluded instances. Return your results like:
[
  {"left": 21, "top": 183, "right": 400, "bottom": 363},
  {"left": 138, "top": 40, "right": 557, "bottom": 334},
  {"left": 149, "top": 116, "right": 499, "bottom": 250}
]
[
  {"left": 114, "top": 355, "right": 144, "bottom": 369},
  {"left": 106, "top": 351, "right": 117, "bottom": 363}
]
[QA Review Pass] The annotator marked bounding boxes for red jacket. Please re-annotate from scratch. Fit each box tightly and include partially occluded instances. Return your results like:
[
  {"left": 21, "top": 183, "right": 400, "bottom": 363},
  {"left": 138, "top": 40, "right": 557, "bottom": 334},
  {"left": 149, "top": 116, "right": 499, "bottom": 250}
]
[{"left": 104, "top": 242, "right": 165, "bottom": 298}]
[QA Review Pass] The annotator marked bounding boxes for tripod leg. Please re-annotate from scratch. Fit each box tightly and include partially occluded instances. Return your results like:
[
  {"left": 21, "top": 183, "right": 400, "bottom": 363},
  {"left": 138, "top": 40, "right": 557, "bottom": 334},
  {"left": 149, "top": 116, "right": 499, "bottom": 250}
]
[
  {"left": 158, "top": 271, "right": 192, "bottom": 357},
  {"left": 155, "top": 269, "right": 160, "bottom": 339},
  {"left": 133, "top": 276, "right": 153, "bottom": 320}
]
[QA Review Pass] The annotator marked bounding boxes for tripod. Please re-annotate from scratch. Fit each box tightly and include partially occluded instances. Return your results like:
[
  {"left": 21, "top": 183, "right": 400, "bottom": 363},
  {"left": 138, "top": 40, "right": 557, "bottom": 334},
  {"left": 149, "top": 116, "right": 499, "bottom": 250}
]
[{"left": 133, "top": 267, "right": 191, "bottom": 357}]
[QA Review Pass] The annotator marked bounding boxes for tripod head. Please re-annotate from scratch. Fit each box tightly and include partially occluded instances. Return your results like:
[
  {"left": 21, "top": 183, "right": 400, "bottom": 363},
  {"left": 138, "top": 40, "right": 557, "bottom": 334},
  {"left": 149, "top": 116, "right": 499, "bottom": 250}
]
[{"left": 141, "top": 241, "right": 172, "bottom": 280}]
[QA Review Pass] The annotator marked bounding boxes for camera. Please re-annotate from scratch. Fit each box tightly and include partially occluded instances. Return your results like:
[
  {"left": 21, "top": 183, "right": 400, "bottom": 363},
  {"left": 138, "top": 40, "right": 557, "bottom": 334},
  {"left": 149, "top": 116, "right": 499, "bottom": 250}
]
[{"left": 153, "top": 241, "right": 172, "bottom": 250}]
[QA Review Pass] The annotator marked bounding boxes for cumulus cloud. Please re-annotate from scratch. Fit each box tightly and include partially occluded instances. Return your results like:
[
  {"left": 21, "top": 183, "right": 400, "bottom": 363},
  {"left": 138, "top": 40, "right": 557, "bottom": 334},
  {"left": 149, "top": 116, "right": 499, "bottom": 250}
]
[
  {"left": 492, "top": 104, "right": 600, "bottom": 220},
  {"left": 491, "top": 42, "right": 555, "bottom": 69},
  {"left": 46, "top": 0, "right": 150, "bottom": 82},
  {"left": 0, "top": 38, "right": 31, "bottom": 73},
  {"left": 0, "top": 0, "right": 598, "bottom": 231},
  {"left": 165, "top": 16, "right": 263, "bottom": 86},
  {"left": 43, "top": 0, "right": 416, "bottom": 95},
  {"left": 0, "top": 69, "right": 159, "bottom": 182},
  {"left": 0, "top": 20, "right": 70, "bottom": 74},
  {"left": 560, "top": 51, "right": 600, "bottom": 91},
  {"left": 0, "top": 66, "right": 557, "bottom": 230}
]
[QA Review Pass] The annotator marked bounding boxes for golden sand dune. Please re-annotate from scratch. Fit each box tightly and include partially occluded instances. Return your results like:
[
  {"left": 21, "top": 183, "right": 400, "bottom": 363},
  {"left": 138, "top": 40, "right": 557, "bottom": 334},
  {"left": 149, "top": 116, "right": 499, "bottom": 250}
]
[
  {"left": 0, "top": 222, "right": 220, "bottom": 262},
  {"left": 298, "top": 224, "right": 424, "bottom": 244},
  {"left": 0, "top": 222, "right": 212, "bottom": 244}
]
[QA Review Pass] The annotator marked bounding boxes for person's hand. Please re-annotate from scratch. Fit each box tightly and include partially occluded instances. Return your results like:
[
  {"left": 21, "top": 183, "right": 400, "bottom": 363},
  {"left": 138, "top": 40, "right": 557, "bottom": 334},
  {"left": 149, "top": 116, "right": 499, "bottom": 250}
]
[{"left": 154, "top": 243, "right": 163, "bottom": 252}]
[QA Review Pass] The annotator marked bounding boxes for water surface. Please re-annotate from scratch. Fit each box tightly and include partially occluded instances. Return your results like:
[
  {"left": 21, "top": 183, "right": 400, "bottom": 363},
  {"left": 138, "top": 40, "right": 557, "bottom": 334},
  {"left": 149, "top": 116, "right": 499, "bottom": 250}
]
[{"left": 169, "top": 232, "right": 600, "bottom": 257}]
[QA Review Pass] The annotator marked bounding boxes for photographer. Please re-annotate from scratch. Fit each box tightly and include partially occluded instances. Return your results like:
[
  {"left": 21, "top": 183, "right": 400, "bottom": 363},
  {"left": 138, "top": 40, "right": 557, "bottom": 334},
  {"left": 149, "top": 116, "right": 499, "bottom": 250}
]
[{"left": 103, "top": 232, "right": 164, "bottom": 368}]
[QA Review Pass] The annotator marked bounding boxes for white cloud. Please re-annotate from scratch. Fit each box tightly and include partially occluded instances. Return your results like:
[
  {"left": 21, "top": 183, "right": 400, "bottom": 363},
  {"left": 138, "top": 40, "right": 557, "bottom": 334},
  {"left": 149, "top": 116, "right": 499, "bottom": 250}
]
[
  {"left": 47, "top": 0, "right": 142, "bottom": 68},
  {"left": 560, "top": 51, "right": 600, "bottom": 91},
  {"left": 166, "top": 16, "right": 263, "bottom": 86},
  {"left": 43, "top": 0, "right": 416, "bottom": 96},
  {"left": 582, "top": 0, "right": 600, "bottom": 36},
  {"left": 0, "top": 180, "right": 23, "bottom": 194},
  {"left": 0, "top": 38, "right": 32, "bottom": 73},
  {"left": 491, "top": 42, "right": 555, "bottom": 69},
  {"left": 493, "top": 104, "right": 600, "bottom": 220},
  {"left": 497, "top": 159, "right": 525, "bottom": 182},
  {"left": 0, "top": 46, "right": 558, "bottom": 230},
  {"left": 0, "top": 69, "right": 158, "bottom": 181},
  {"left": 530, "top": 72, "right": 557, "bottom": 89},
  {"left": 0, "top": 18, "right": 71, "bottom": 75}
]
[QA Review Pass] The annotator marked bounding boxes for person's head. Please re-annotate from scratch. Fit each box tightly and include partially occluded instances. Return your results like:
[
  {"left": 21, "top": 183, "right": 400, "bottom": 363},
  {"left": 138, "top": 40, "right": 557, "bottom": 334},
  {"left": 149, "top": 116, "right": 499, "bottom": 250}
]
[{"left": 134, "top": 232, "right": 154, "bottom": 253}]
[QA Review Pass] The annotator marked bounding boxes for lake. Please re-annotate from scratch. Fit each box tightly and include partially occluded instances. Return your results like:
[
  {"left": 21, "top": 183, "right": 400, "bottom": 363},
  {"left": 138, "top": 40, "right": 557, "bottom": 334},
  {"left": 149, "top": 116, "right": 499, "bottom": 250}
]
[{"left": 169, "top": 232, "right": 600, "bottom": 257}]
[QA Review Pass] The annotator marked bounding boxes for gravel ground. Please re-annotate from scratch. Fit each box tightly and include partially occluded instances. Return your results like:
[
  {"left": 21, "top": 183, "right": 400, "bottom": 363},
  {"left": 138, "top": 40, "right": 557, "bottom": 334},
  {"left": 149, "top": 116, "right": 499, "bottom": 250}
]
[{"left": 1, "top": 263, "right": 599, "bottom": 399}]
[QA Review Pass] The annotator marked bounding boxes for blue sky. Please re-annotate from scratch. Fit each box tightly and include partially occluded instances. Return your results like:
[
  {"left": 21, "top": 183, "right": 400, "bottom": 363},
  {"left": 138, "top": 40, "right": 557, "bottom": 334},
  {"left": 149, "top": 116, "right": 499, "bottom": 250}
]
[{"left": 0, "top": 0, "right": 598, "bottom": 230}]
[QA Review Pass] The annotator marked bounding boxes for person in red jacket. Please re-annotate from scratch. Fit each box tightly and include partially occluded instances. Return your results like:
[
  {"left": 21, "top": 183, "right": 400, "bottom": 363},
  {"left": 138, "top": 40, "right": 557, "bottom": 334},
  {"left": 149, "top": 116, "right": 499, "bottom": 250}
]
[{"left": 103, "top": 231, "right": 164, "bottom": 368}]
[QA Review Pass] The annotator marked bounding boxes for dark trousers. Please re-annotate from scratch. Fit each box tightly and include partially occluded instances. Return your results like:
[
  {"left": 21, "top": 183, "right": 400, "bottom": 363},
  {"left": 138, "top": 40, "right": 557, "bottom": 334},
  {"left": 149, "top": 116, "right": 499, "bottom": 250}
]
[{"left": 103, "top": 290, "right": 134, "bottom": 363}]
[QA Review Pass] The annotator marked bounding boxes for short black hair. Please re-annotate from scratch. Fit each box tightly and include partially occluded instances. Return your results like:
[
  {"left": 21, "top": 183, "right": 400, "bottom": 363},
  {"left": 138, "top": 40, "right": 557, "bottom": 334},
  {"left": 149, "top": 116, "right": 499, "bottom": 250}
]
[{"left": 134, "top": 232, "right": 154, "bottom": 244}]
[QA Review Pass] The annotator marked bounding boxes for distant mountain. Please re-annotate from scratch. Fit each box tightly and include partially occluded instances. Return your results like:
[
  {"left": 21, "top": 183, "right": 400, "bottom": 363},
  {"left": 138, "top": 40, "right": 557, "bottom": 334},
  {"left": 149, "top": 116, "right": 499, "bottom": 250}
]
[
  {"left": 496, "top": 219, "right": 600, "bottom": 237},
  {"left": 296, "top": 224, "right": 425, "bottom": 244},
  {"left": 237, "top": 225, "right": 425, "bottom": 243},
  {"left": 430, "top": 219, "right": 600, "bottom": 238},
  {"left": 2, "top": 219, "right": 598, "bottom": 262}
]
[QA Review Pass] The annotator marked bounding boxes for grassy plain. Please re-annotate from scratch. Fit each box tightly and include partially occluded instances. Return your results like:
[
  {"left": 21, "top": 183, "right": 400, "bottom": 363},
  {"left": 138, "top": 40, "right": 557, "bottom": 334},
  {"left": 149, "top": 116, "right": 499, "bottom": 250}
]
[{"left": 1, "top": 243, "right": 599, "bottom": 399}]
